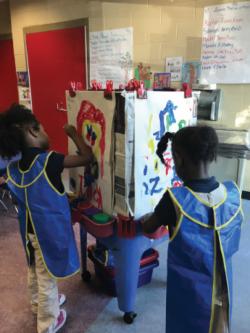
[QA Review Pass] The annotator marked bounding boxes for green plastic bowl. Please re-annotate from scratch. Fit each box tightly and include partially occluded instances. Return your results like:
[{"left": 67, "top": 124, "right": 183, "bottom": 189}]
[{"left": 92, "top": 213, "right": 111, "bottom": 224}]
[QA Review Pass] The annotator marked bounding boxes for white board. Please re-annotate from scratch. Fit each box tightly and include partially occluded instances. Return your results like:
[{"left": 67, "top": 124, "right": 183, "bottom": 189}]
[
  {"left": 133, "top": 92, "right": 195, "bottom": 219},
  {"left": 90, "top": 27, "right": 133, "bottom": 89},
  {"left": 200, "top": 1, "right": 250, "bottom": 84}
]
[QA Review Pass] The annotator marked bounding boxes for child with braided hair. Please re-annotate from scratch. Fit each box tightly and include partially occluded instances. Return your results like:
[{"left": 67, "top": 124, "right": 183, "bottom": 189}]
[
  {"left": 142, "top": 125, "right": 243, "bottom": 333},
  {"left": 0, "top": 104, "right": 93, "bottom": 333}
]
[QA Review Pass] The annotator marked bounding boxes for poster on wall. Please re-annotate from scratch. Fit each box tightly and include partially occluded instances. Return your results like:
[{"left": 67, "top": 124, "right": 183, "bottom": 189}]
[
  {"left": 66, "top": 91, "right": 115, "bottom": 214},
  {"left": 17, "top": 71, "right": 32, "bottom": 109},
  {"left": 90, "top": 27, "right": 133, "bottom": 89},
  {"left": 200, "top": 1, "right": 250, "bottom": 84},
  {"left": 133, "top": 91, "right": 195, "bottom": 219},
  {"left": 165, "top": 56, "right": 183, "bottom": 81},
  {"left": 153, "top": 73, "right": 171, "bottom": 90},
  {"left": 182, "top": 61, "right": 201, "bottom": 86}
]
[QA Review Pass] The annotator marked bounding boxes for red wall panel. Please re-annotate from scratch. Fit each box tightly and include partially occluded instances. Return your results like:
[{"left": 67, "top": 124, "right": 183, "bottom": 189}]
[
  {"left": 0, "top": 39, "right": 18, "bottom": 113},
  {"left": 26, "top": 27, "right": 86, "bottom": 154}
]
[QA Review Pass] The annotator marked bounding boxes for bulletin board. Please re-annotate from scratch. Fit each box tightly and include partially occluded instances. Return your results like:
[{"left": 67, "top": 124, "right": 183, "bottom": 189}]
[
  {"left": 200, "top": 1, "right": 250, "bottom": 84},
  {"left": 89, "top": 27, "right": 133, "bottom": 89}
]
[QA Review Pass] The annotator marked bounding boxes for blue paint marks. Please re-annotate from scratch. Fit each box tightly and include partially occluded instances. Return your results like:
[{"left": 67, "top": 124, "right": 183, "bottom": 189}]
[
  {"left": 154, "top": 100, "right": 177, "bottom": 141},
  {"left": 143, "top": 182, "right": 149, "bottom": 195},
  {"left": 149, "top": 176, "right": 163, "bottom": 195},
  {"left": 143, "top": 176, "right": 163, "bottom": 196}
]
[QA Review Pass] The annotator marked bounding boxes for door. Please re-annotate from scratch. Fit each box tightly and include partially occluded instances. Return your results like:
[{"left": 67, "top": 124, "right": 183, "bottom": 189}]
[
  {"left": 0, "top": 38, "right": 18, "bottom": 112},
  {"left": 26, "top": 26, "right": 87, "bottom": 154}
]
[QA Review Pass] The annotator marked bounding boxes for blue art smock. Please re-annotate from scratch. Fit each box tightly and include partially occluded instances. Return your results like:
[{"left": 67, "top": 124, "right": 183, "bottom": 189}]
[
  {"left": 166, "top": 181, "right": 243, "bottom": 333},
  {"left": 6, "top": 152, "right": 80, "bottom": 279}
]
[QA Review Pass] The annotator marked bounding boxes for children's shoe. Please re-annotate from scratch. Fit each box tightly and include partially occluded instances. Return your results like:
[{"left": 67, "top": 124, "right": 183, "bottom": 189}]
[
  {"left": 53, "top": 309, "right": 67, "bottom": 333},
  {"left": 32, "top": 294, "right": 66, "bottom": 316},
  {"left": 58, "top": 294, "right": 66, "bottom": 307}
]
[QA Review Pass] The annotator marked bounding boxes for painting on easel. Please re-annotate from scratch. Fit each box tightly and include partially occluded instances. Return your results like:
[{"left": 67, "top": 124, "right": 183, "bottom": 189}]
[
  {"left": 66, "top": 91, "right": 115, "bottom": 214},
  {"left": 67, "top": 90, "right": 196, "bottom": 218},
  {"left": 133, "top": 91, "right": 196, "bottom": 218}
]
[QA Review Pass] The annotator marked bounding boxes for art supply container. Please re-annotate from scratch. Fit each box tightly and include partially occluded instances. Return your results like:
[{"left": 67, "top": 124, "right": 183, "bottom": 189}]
[{"left": 88, "top": 245, "right": 159, "bottom": 296}]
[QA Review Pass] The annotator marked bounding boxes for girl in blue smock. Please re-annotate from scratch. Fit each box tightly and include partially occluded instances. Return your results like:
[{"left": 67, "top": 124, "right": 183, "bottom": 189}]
[
  {"left": 142, "top": 126, "right": 243, "bottom": 333},
  {"left": 0, "top": 105, "right": 93, "bottom": 333}
]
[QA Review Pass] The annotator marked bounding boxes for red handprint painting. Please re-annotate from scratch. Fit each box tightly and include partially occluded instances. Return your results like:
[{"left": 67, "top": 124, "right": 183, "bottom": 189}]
[{"left": 77, "top": 100, "right": 106, "bottom": 178}]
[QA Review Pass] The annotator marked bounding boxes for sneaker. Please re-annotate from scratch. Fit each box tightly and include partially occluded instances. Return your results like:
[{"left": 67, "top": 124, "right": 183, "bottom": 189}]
[
  {"left": 53, "top": 309, "right": 67, "bottom": 333},
  {"left": 59, "top": 294, "right": 66, "bottom": 307},
  {"left": 32, "top": 294, "right": 66, "bottom": 316}
]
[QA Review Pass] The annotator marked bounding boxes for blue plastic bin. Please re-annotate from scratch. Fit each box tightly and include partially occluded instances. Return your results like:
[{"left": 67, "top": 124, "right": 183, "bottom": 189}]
[{"left": 88, "top": 246, "right": 159, "bottom": 296}]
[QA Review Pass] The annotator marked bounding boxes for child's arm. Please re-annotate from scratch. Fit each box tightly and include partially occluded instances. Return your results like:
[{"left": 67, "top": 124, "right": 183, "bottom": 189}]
[
  {"left": 141, "top": 191, "right": 176, "bottom": 234},
  {"left": 63, "top": 125, "right": 94, "bottom": 168},
  {"left": 141, "top": 213, "right": 162, "bottom": 234}
]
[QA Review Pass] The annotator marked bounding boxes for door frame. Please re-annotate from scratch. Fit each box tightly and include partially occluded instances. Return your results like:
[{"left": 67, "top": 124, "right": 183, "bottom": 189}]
[
  {"left": 0, "top": 34, "right": 12, "bottom": 40},
  {"left": 23, "top": 18, "right": 89, "bottom": 88}
]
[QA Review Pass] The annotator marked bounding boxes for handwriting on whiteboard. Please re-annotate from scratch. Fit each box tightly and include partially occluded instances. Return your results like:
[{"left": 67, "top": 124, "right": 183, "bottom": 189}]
[{"left": 200, "top": 1, "right": 250, "bottom": 84}]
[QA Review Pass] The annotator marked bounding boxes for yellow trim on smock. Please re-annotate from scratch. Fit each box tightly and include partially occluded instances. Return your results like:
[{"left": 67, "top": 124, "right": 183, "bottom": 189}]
[
  {"left": 24, "top": 181, "right": 79, "bottom": 280},
  {"left": 169, "top": 215, "right": 183, "bottom": 242},
  {"left": 217, "top": 231, "right": 231, "bottom": 330},
  {"left": 10, "top": 151, "right": 78, "bottom": 279},
  {"left": 18, "top": 155, "right": 40, "bottom": 173},
  {"left": 44, "top": 171, "right": 65, "bottom": 196},
  {"left": 216, "top": 206, "right": 242, "bottom": 230},
  {"left": 168, "top": 187, "right": 241, "bottom": 229},
  {"left": 25, "top": 200, "right": 31, "bottom": 262},
  {"left": 185, "top": 185, "right": 227, "bottom": 208},
  {"left": 209, "top": 228, "right": 217, "bottom": 333},
  {"left": 168, "top": 189, "right": 212, "bottom": 228},
  {"left": 6, "top": 152, "right": 52, "bottom": 188}
]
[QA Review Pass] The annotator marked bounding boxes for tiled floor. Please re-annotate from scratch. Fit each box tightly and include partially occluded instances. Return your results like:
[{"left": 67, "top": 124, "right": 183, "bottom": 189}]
[{"left": 0, "top": 199, "right": 249, "bottom": 333}]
